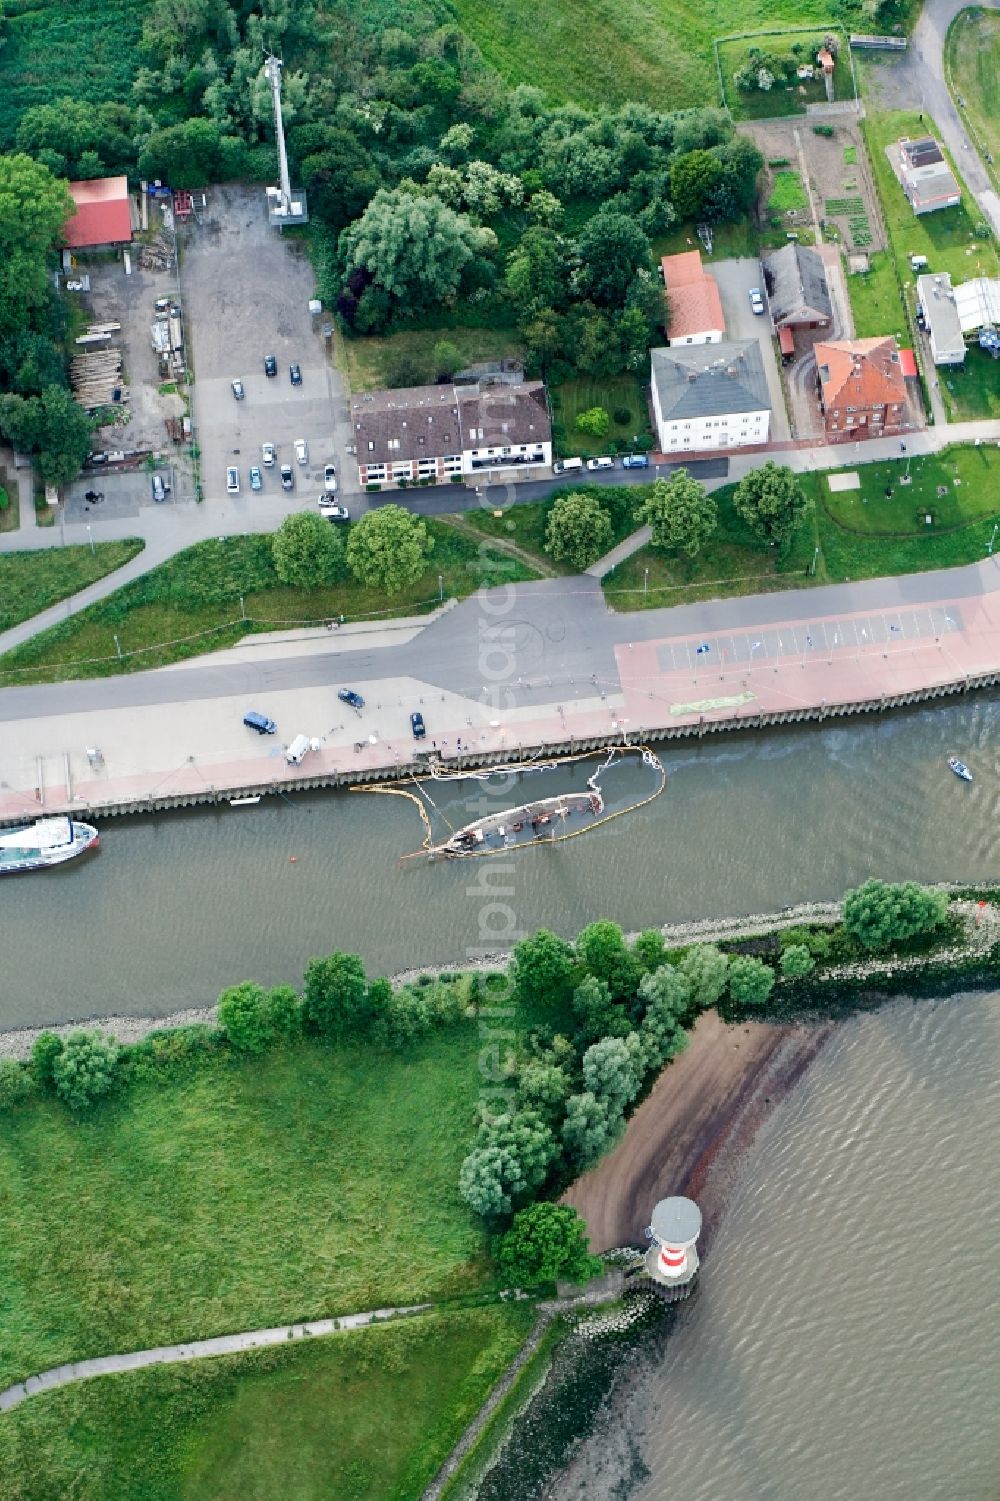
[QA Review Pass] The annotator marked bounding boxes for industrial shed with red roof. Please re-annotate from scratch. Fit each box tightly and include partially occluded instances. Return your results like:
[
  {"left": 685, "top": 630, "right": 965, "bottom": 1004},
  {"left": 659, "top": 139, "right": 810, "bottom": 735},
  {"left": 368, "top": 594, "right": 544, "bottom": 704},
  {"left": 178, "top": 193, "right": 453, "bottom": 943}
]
[{"left": 63, "top": 177, "right": 133, "bottom": 250}]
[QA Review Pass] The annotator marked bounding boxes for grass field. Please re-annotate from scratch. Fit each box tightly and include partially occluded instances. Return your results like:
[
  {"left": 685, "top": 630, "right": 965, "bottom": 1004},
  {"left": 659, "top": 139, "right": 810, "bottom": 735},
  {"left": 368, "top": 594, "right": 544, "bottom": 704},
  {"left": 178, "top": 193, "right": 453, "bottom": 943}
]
[
  {"left": 0, "top": 1305, "right": 535, "bottom": 1501},
  {"left": 945, "top": 8, "right": 1000, "bottom": 175},
  {"left": 717, "top": 30, "right": 855, "bottom": 122},
  {"left": 0, "top": 0, "right": 144, "bottom": 147},
  {"left": 341, "top": 325, "right": 525, "bottom": 393},
  {"left": 551, "top": 375, "right": 652, "bottom": 456},
  {"left": 0, "top": 539, "right": 144, "bottom": 633},
  {"left": 767, "top": 168, "right": 809, "bottom": 215},
  {"left": 449, "top": 0, "right": 834, "bottom": 111},
  {"left": 0, "top": 1029, "right": 492, "bottom": 1393},
  {"left": 0, "top": 525, "right": 538, "bottom": 684},
  {"left": 457, "top": 484, "right": 649, "bottom": 572},
  {"left": 604, "top": 446, "right": 1000, "bottom": 609},
  {"left": 845, "top": 249, "right": 906, "bottom": 339}
]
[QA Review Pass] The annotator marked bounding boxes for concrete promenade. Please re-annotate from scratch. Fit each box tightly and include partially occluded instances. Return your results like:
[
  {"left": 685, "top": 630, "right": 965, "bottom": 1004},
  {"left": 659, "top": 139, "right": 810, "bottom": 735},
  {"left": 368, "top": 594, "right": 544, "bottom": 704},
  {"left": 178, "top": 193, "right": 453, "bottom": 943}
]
[{"left": 3, "top": 557, "right": 1000, "bottom": 824}]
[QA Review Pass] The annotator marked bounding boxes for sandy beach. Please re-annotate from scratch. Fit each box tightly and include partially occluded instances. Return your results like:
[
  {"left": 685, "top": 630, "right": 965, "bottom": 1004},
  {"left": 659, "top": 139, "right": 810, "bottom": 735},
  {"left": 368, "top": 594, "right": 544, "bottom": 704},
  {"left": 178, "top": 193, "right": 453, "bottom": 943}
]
[{"left": 563, "top": 1010, "right": 834, "bottom": 1253}]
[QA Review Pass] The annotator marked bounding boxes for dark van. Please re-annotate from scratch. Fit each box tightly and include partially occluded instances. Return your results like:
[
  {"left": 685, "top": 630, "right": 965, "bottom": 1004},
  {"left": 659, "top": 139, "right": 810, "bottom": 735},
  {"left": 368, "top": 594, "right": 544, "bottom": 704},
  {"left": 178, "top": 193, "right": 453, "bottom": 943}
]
[{"left": 243, "top": 710, "right": 276, "bottom": 735}]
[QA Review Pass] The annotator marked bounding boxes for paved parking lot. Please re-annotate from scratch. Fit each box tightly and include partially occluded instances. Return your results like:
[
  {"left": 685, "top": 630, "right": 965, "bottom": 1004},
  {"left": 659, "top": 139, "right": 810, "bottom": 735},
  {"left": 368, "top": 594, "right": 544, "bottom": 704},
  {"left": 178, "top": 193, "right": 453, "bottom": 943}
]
[
  {"left": 179, "top": 185, "right": 341, "bottom": 507},
  {"left": 64, "top": 466, "right": 179, "bottom": 525},
  {"left": 712, "top": 257, "right": 792, "bottom": 442}
]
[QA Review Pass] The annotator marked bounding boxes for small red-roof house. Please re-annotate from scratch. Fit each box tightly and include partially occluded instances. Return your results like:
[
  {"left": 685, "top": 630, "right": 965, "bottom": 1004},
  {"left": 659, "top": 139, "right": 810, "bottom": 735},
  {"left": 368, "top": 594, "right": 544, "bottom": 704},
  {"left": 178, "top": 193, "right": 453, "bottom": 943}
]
[
  {"left": 661, "top": 251, "right": 725, "bottom": 347},
  {"left": 817, "top": 47, "right": 835, "bottom": 72},
  {"left": 63, "top": 176, "right": 133, "bottom": 251},
  {"left": 815, "top": 336, "right": 908, "bottom": 441}
]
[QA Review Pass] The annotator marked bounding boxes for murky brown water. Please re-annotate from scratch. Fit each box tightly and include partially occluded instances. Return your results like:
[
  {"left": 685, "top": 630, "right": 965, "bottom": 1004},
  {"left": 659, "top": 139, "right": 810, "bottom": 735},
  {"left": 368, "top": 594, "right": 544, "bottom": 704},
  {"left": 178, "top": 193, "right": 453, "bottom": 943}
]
[{"left": 2, "top": 695, "right": 998, "bottom": 1027}]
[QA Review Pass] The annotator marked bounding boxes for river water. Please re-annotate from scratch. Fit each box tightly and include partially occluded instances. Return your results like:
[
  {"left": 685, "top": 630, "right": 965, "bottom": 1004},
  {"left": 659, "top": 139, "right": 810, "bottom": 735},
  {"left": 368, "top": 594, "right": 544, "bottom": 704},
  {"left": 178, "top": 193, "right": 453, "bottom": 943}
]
[
  {"left": 551, "top": 990, "right": 1000, "bottom": 1501},
  {"left": 3, "top": 694, "right": 998, "bottom": 1028}
]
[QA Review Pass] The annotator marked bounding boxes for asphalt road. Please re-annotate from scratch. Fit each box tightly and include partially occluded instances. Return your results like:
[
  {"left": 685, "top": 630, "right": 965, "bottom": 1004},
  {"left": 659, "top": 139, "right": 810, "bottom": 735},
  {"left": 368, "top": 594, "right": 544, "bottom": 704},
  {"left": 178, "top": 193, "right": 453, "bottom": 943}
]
[
  {"left": 3, "top": 557, "right": 996, "bottom": 725},
  {"left": 367, "top": 457, "right": 731, "bottom": 514}
]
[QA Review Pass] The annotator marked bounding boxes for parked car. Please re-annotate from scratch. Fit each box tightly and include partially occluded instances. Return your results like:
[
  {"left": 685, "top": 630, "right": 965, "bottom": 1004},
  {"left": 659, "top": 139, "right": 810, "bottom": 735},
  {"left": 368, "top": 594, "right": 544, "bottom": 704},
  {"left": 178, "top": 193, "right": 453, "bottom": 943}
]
[
  {"left": 151, "top": 473, "right": 166, "bottom": 501},
  {"left": 319, "top": 502, "right": 349, "bottom": 522},
  {"left": 231, "top": 378, "right": 245, "bottom": 400},
  {"left": 410, "top": 711, "right": 427, "bottom": 740},
  {"left": 280, "top": 464, "right": 294, "bottom": 491},
  {"left": 323, "top": 463, "right": 337, "bottom": 493},
  {"left": 289, "top": 362, "right": 302, "bottom": 386},
  {"left": 749, "top": 287, "right": 765, "bottom": 315},
  {"left": 243, "top": 710, "right": 276, "bottom": 735},
  {"left": 226, "top": 466, "right": 240, "bottom": 494},
  {"left": 338, "top": 688, "right": 365, "bottom": 710},
  {"left": 261, "top": 441, "right": 276, "bottom": 467},
  {"left": 294, "top": 438, "right": 309, "bottom": 466},
  {"left": 586, "top": 456, "right": 615, "bottom": 471},
  {"left": 621, "top": 453, "right": 649, "bottom": 470},
  {"left": 263, "top": 354, "right": 277, "bottom": 377},
  {"left": 249, "top": 465, "right": 262, "bottom": 491}
]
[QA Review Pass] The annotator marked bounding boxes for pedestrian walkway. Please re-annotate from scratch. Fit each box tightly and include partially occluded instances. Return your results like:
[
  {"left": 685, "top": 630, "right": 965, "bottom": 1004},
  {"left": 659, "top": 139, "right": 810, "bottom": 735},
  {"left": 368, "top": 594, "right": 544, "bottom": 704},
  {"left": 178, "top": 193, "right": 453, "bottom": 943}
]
[
  {"left": 587, "top": 524, "right": 651, "bottom": 578},
  {"left": 0, "top": 1302, "right": 433, "bottom": 1412}
]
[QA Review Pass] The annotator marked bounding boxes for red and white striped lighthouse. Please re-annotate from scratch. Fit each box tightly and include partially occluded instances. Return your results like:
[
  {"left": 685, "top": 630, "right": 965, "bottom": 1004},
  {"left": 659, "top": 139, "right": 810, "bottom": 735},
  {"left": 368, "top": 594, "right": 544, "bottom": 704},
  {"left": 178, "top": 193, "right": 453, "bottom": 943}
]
[{"left": 644, "top": 1196, "right": 702, "bottom": 1294}]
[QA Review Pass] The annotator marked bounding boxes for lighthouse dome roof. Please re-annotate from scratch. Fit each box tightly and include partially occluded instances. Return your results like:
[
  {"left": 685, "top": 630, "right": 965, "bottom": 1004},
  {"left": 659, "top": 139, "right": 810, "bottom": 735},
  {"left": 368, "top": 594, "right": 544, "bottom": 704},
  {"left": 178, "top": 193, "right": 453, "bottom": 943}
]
[{"left": 650, "top": 1196, "right": 702, "bottom": 1244}]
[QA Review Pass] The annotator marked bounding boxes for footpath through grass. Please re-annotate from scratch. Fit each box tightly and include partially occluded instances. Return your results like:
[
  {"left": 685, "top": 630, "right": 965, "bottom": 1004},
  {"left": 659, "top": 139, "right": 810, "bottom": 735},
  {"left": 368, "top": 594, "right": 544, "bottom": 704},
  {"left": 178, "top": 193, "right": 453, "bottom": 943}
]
[
  {"left": 0, "top": 524, "right": 537, "bottom": 684},
  {"left": 0, "top": 1304, "right": 535, "bottom": 1501},
  {"left": 0, "top": 539, "right": 144, "bottom": 634},
  {"left": 0, "top": 1029, "right": 492, "bottom": 1393}
]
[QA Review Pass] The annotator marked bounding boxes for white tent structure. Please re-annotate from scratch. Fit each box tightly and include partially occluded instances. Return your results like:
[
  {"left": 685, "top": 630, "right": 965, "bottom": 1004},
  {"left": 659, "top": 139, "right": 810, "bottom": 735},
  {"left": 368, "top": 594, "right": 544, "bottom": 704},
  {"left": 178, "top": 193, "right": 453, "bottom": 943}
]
[{"left": 954, "top": 277, "right": 1000, "bottom": 335}]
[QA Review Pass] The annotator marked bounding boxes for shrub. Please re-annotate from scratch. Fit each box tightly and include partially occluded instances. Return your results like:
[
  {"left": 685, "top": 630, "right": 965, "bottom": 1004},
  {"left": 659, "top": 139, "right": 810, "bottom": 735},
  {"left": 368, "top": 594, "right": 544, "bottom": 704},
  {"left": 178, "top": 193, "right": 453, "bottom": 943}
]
[
  {"left": 575, "top": 406, "right": 610, "bottom": 438},
  {"left": 813, "top": 124, "right": 835, "bottom": 138},
  {"left": 31, "top": 1030, "right": 64, "bottom": 1085},
  {"left": 0, "top": 485, "right": 9, "bottom": 512},
  {"left": 727, "top": 956, "right": 776, "bottom": 1006},
  {"left": 217, "top": 981, "right": 273, "bottom": 1054},
  {"left": 612, "top": 406, "right": 632, "bottom": 425},
  {"left": 0, "top": 1059, "right": 35, "bottom": 1109},
  {"left": 51, "top": 1029, "right": 119, "bottom": 1110},
  {"left": 780, "top": 944, "right": 816, "bottom": 978},
  {"left": 302, "top": 951, "right": 370, "bottom": 1036},
  {"left": 495, "top": 1203, "right": 602, "bottom": 1287}
]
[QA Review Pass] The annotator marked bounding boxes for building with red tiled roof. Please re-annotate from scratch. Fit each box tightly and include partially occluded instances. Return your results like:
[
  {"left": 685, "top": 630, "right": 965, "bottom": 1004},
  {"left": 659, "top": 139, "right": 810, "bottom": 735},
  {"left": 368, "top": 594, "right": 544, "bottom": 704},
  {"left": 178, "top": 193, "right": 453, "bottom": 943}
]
[
  {"left": 814, "top": 336, "right": 906, "bottom": 441},
  {"left": 661, "top": 251, "right": 725, "bottom": 347},
  {"left": 63, "top": 177, "right": 132, "bottom": 250}
]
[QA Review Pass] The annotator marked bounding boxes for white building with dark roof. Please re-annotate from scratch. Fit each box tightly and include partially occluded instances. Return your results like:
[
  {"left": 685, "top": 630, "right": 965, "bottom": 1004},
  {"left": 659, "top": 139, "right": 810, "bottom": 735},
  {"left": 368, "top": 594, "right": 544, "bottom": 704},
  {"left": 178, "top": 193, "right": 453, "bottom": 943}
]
[
  {"left": 650, "top": 342, "right": 771, "bottom": 454},
  {"left": 351, "top": 381, "right": 551, "bottom": 489}
]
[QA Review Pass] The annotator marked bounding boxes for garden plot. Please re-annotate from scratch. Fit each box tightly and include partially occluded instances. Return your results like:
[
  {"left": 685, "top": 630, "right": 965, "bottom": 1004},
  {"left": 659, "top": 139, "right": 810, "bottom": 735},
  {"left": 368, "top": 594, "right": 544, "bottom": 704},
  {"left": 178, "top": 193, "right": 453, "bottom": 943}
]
[{"left": 745, "top": 117, "right": 885, "bottom": 256}]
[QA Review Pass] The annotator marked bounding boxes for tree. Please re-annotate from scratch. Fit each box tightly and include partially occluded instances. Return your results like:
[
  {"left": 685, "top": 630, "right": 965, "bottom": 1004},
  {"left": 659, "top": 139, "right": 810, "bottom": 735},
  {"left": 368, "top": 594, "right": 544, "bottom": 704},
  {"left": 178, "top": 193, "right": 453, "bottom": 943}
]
[
  {"left": 582, "top": 1035, "right": 641, "bottom": 1114},
  {"left": 732, "top": 462, "right": 811, "bottom": 550},
  {"left": 633, "top": 929, "right": 668, "bottom": 974},
  {"left": 431, "top": 338, "right": 463, "bottom": 379},
  {"left": 842, "top": 880, "right": 949, "bottom": 951},
  {"left": 544, "top": 492, "right": 613, "bottom": 570},
  {"left": 638, "top": 964, "right": 693, "bottom": 1027},
  {"left": 576, "top": 919, "right": 641, "bottom": 1001},
  {"left": 137, "top": 118, "right": 227, "bottom": 188},
  {"left": 340, "top": 189, "right": 497, "bottom": 315},
  {"left": 678, "top": 944, "right": 729, "bottom": 1009},
  {"left": 496, "top": 1203, "right": 601, "bottom": 1286},
  {"left": 505, "top": 225, "right": 568, "bottom": 316},
  {"left": 0, "top": 1059, "right": 35, "bottom": 1110},
  {"left": 714, "top": 136, "right": 764, "bottom": 218},
  {"left": 561, "top": 1090, "right": 621, "bottom": 1172},
  {"left": 31, "top": 1030, "right": 64, "bottom": 1086},
  {"left": 727, "top": 956, "right": 776, "bottom": 1006},
  {"left": 670, "top": 150, "right": 724, "bottom": 221},
  {"left": 571, "top": 975, "right": 629, "bottom": 1048},
  {"left": 459, "top": 1110, "right": 555, "bottom": 1218},
  {"left": 576, "top": 209, "right": 652, "bottom": 306},
  {"left": 0, "top": 155, "right": 74, "bottom": 334},
  {"left": 510, "top": 929, "right": 578, "bottom": 1021},
  {"left": 265, "top": 984, "right": 303, "bottom": 1038},
  {"left": 51, "top": 1029, "right": 118, "bottom": 1111},
  {"left": 345, "top": 505, "right": 432, "bottom": 595},
  {"left": 36, "top": 389, "right": 94, "bottom": 486},
  {"left": 639, "top": 471, "right": 718, "bottom": 558},
  {"left": 271, "top": 511, "right": 345, "bottom": 589},
  {"left": 780, "top": 943, "right": 816, "bottom": 978},
  {"left": 217, "top": 981, "right": 273, "bottom": 1054},
  {"left": 639, "top": 973, "right": 691, "bottom": 1070},
  {"left": 302, "top": 951, "right": 370, "bottom": 1036},
  {"left": 575, "top": 406, "right": 610, "bottom": 438},
  {"left": 517, "top": 1059, "right": 571, "bottom": 1120}
]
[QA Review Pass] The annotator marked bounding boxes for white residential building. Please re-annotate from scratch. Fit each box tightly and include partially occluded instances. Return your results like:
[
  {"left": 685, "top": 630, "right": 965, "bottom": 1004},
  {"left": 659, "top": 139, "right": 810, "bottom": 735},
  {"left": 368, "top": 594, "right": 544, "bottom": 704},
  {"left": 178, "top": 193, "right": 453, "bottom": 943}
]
[{"left": 650, "top": 342, "right": 771, "bottom": 454}]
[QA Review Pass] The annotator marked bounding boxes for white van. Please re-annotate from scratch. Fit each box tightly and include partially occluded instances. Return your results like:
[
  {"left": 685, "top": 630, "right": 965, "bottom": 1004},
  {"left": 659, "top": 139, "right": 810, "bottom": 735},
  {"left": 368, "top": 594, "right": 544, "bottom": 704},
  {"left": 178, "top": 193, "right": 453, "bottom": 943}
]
[
  {"left": 284, "top": 733, "right": 311, "bottom": 765},
  {"left": 553, "top": 457, "right": 584, "bottom": 475}
]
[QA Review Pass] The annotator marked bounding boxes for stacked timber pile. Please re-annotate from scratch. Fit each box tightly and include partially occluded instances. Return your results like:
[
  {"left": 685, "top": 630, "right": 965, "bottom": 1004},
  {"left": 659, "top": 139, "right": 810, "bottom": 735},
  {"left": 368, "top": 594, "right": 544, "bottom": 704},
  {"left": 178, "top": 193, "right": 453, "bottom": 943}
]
[
  {"left": 138, "top": 234, "right": 174, "bottom": 271},
  {"left": 70, "top": 348, "right": 125, "bottom": 411},
  {"left": 75, "top": 322, "right": 121, "bottom": 347}
]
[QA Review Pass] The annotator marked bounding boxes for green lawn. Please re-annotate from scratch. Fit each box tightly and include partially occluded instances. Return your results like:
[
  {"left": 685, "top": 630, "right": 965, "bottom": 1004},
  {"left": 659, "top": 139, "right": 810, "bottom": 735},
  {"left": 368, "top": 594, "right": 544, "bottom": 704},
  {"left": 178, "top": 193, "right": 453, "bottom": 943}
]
[
  {"left": 767, "top": 168, "right": 809, "bottom": 215},
  {"left": 0, "top": 465, "right": 19, "bottom": 532},
  {"left": 0, "top": 1305, "right": 535, "bottom": 1501},
  {"left": 651, "top": 218, "right": 761, "bottom": 265},
  {"left": 551, "top": 375, "right": 652, "bottom": 457},
  {"left": 0, "top": 1030, "right": 492, "bottom": 1393},
  {"left": 0, "top": 539, "right": 144, "bottom": 633},
  {"left": 449, "top": 0, "right": 834, "bottom": 110},
  {"left": 0, "top": 525, "right": 538, "bottom": 684},
  {"left": 456, "top": 484, "right": 647, "bottom": 572},
  {"left": 341, "top": 325, "right": 525, "bottom": 393},
  {"left": 0, "top": 0, "right": 143, "bottom": 146},
  {"left": 944, "top": 9, "right": 1000, "bottom": 178},
  {"left": 604, "top": 446, "right": 1000, "bottom": 609},
  {"left": 936, "top": 348, "right": 1000, "bottom": 420},
  {"left": 717, "top": 31, "right": 855, "bottom": 122},
  {"left": 845, "top": 249, "right": 906, "bottom": 339}
]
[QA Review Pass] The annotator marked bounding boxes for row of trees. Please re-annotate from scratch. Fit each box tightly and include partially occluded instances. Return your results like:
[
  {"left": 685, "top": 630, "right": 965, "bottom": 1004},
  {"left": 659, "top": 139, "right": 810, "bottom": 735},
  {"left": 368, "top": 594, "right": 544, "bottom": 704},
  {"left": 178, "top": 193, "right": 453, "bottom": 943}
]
[
  {"left": 542, "top": 462, "right": 812, "bottom": 572},
  {"left": 270, "top": 503, "right": 433, "bottom": 596}
]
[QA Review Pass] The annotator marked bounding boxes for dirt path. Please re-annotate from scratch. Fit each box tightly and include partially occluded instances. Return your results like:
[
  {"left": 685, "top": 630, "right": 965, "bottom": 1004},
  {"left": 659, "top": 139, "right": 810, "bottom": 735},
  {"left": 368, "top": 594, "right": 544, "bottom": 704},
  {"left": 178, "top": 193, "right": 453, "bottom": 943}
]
[
  {"left": 563, "top": 1011, "right": 833, "bottom": 1253},
  {"left": 438, "top": 513, "right": 556, "bottom": 578}
]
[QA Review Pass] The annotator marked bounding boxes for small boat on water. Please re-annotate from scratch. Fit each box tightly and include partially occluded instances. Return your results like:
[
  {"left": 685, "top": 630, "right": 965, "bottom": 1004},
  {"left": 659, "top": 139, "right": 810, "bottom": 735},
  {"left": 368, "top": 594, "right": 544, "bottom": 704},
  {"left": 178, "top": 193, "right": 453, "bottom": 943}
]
[
  {"left": 948, "top": 756, "right": 973, "bottom": 783},
  {"left": 0, "top": 816, "right": 99, "bottom": 874}
]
